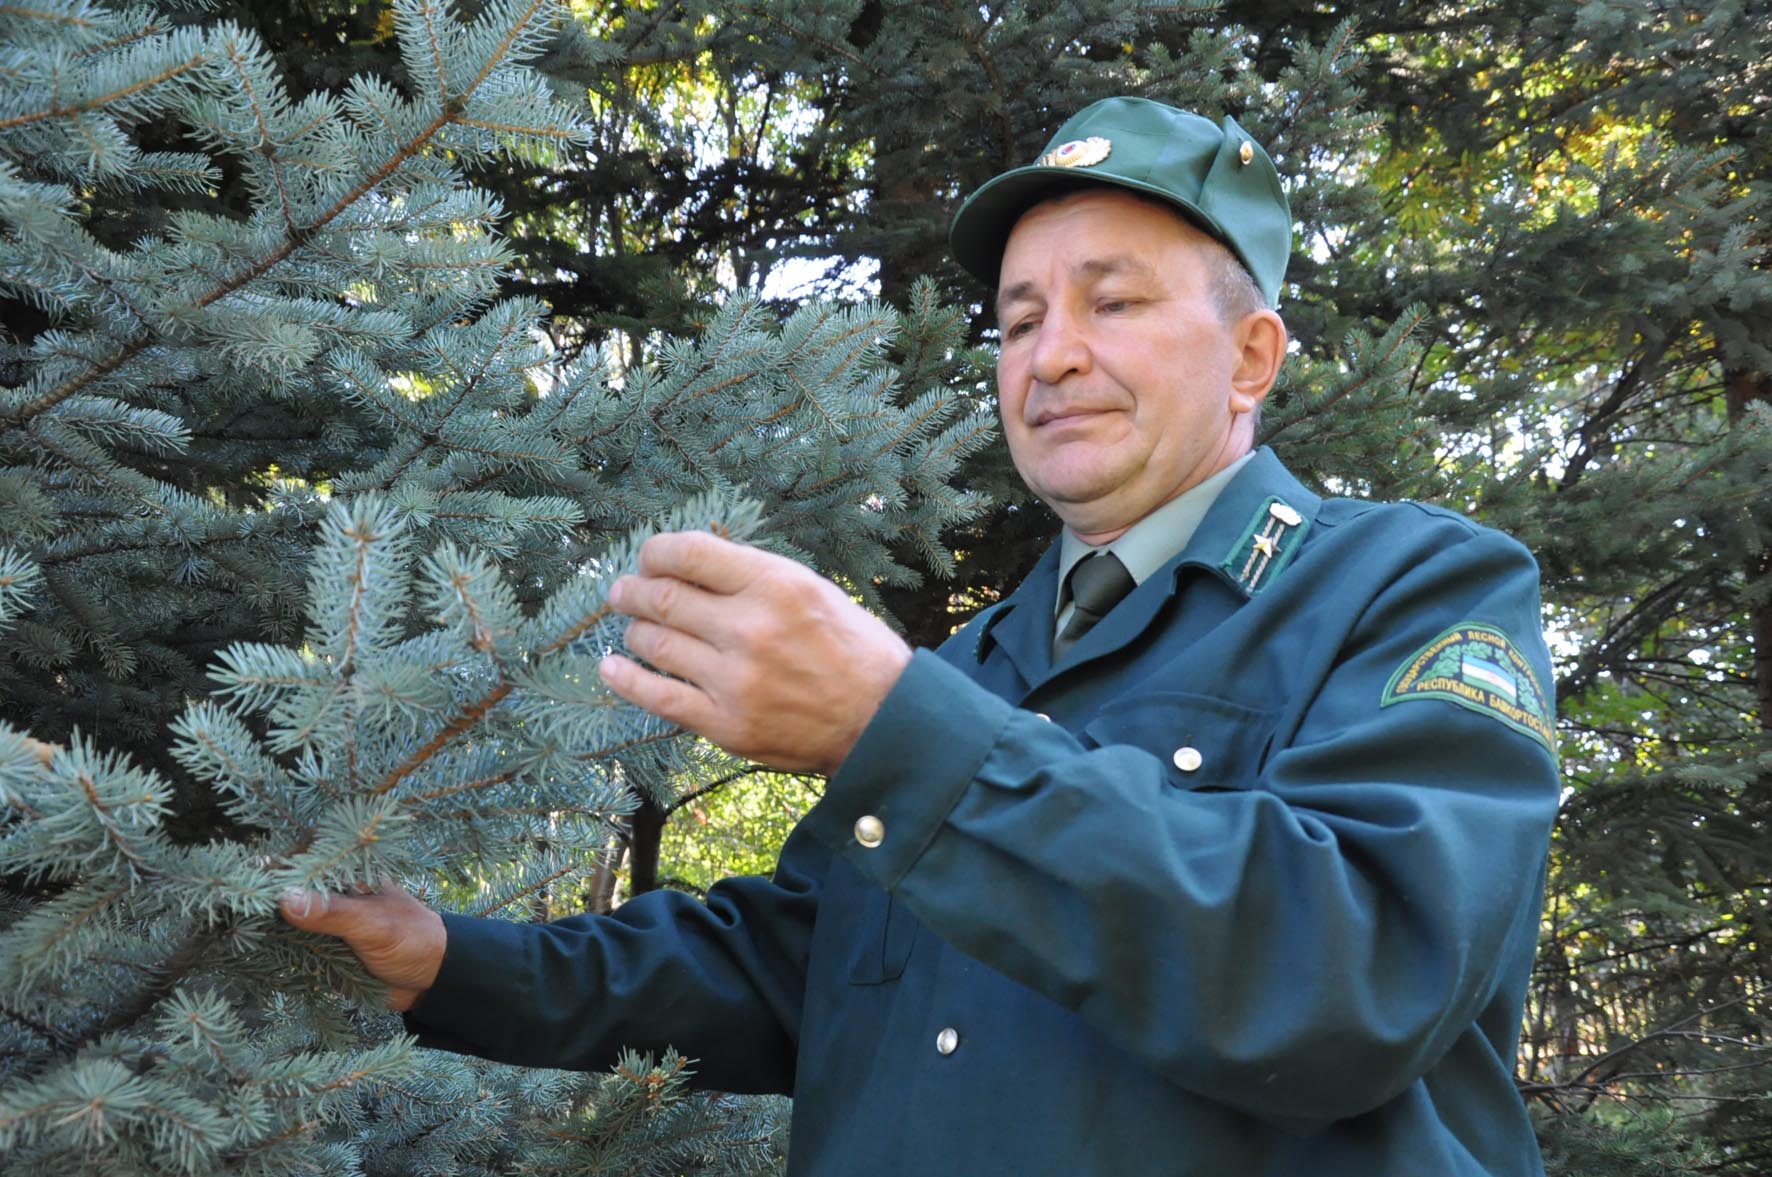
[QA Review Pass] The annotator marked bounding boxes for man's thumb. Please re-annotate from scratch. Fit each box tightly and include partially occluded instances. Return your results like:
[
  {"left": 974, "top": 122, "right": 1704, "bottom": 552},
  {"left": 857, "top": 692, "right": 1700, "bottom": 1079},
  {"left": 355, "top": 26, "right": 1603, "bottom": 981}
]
[{"left": 279, "top": 888, "right": 355, "bottom": 936}]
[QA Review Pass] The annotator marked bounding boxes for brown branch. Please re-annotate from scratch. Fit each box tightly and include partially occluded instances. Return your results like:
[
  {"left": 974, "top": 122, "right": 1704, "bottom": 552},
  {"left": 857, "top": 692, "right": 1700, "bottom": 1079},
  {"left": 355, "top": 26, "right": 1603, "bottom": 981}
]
[
  {"left": 573, "top": 725, "right": 684, "bottom": 763},
  {"left": 410, "top": 768, "right": 518, "bottom": 804},
  {"left": 536, "top": 604, "right": 614, "bottom": 657},
  {"left": 453, "top": 116, "right": 584, "bottom": 139},
  {"left": 469, "top": 862, "right": 584, "bottom": 917},
  {"left": 660, "top": 764, "right": 788, "bottom": 817},
  {"left": 0, "top": 53, "right": 206, "bottom": 132},
  {"left": 372, "top": 680, "right": 513, "bottom": 796}
]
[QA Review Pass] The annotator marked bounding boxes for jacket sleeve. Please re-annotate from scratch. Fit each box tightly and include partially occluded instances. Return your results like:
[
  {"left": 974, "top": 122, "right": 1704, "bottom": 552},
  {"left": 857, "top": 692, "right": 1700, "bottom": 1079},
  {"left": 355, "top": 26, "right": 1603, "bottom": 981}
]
[
  {"left": 798, "top": 520, "right": 1561, "bottom": 1128},
  {"left": 400, "top": 822, "right": 829, "bottom": 1094}
]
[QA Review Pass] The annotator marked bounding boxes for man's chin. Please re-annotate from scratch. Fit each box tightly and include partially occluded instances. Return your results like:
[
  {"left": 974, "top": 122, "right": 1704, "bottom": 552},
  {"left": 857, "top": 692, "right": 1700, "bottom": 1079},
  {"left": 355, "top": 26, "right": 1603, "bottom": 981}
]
[{"left": 1040, "top": 488, "right": 1147, "bottom": 541}]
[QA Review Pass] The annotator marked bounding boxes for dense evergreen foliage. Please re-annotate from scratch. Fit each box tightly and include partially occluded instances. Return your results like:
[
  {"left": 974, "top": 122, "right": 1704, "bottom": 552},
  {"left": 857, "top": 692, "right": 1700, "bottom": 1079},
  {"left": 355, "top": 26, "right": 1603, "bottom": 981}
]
[{"left": 0, "top": 0, "right": 985, "bottom": 1170}]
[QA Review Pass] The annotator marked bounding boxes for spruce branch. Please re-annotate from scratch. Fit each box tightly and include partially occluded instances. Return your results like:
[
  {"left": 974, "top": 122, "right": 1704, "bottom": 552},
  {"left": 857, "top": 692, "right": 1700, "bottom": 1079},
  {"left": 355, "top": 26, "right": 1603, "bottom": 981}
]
[
  {"left": 2, "top": 3, "right": 573, "bottom": 426},
  {"left": 0, "top": 51, "right": 207, "bottom": 133},
  {"left": 372, "top": 679, "right": 513, "bottom": 797},
  {"left": 468, "top": 861, "right": 585, "bottom": 917}
]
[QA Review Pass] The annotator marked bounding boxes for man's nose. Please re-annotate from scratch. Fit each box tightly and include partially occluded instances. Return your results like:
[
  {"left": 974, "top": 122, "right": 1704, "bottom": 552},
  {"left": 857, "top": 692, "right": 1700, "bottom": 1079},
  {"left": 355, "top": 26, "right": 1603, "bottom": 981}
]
[{"left": 1028, "top": 309, "right": 1091, "bottom": 385}]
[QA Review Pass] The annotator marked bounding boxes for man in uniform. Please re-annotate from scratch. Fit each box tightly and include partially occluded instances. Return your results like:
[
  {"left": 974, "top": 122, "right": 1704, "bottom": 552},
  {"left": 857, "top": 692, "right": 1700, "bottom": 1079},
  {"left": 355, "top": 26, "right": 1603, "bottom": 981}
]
[{"left": 283, "top": 97, "right": 1560, "bottom": 1175}]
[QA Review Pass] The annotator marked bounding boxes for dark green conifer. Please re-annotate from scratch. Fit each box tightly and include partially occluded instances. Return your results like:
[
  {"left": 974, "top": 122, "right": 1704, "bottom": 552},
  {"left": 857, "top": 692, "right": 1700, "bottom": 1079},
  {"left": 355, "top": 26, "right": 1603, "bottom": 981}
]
[{"left": 0, "top": 2, "right": 985, "bottom": 1170}]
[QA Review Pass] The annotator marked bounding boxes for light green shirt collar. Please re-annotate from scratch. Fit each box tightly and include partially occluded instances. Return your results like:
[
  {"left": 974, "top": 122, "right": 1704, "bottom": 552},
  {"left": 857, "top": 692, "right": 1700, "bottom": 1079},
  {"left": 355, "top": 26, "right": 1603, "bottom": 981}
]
[{"left": 1055, "top": 452, "right": 1254, "bottom": 625}]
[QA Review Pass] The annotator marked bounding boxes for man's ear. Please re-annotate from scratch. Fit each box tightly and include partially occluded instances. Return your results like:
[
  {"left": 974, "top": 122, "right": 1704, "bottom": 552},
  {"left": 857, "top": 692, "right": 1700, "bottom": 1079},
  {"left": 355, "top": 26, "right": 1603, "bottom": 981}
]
[{"left": 1229, "top": 309, "right": 1287, "bottom": 414}]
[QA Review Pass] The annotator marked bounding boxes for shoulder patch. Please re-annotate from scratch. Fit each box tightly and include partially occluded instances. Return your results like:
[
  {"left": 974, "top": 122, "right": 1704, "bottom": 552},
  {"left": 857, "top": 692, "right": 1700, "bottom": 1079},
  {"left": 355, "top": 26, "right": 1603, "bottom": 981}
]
[{"left": 1381, "top": 623, "right": 1556, "bottom": 755}]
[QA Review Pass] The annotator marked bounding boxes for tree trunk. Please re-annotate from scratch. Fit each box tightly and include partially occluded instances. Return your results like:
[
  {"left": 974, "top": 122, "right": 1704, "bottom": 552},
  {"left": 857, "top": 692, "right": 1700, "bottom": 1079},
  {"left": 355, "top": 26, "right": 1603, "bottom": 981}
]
[
  {"left": 584, "top": 829, "right": 627, "bottom": 914},
  {"left": 626, "top": 795, "right": 667, "bottom": 897}
]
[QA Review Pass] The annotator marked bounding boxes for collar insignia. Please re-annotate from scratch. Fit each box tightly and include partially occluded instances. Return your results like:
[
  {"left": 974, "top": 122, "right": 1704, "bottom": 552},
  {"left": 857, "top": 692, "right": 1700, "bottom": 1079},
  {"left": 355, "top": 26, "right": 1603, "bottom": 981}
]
[{"left": 1220, "top": 497, "right": 1308, "bottom": 595}]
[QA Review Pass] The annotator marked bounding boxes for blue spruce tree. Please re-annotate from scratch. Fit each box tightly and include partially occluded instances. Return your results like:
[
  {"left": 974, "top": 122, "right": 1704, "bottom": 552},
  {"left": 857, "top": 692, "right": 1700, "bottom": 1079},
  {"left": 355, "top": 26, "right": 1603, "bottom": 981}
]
[{"left": 0, "top": 1, "right": 991, "bottom": 1171}]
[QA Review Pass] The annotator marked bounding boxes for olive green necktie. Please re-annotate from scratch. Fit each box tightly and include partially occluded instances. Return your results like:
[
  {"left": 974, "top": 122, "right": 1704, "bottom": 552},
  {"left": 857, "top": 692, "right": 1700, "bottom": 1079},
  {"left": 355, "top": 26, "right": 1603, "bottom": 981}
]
[{"left": 1053, "top": 550, "right": 1135, "bottom": 660}]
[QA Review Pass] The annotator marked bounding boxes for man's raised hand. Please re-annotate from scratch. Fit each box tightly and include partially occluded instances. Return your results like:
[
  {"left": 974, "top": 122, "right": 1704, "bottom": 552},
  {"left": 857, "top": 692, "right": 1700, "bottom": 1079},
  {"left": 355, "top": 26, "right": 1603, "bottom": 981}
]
[{"left": 597, "top": 531, "right": 912, "bottom": 777}]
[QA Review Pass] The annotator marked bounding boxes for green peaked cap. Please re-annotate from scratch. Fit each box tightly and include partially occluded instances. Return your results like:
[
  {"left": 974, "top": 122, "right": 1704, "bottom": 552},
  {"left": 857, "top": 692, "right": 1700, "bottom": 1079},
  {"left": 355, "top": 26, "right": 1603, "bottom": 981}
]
[{"left": 949, "top": 97, "right": 1292, "bottom": 306}]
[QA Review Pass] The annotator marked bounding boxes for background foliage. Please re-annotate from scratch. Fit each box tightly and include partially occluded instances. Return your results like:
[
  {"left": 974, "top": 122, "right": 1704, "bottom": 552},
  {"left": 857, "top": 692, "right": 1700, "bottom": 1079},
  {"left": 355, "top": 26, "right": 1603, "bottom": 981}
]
[{"left": 1, "top": 0, "right": 1768, "bottom": 1172}]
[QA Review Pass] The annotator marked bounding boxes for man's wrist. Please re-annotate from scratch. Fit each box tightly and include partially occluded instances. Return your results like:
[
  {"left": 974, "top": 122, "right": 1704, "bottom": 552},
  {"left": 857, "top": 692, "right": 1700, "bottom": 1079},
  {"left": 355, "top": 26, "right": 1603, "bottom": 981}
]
[
  {"left": 823, "top": 642, "right": 914, "bottom": 777},
  {"left": 406, "top": 904, "right": 447, "bottom": 1000}
]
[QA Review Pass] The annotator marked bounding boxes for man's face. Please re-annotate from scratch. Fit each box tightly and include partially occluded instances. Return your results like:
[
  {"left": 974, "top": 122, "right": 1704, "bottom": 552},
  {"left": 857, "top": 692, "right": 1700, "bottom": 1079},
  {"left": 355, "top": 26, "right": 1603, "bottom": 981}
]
[{"left": 995, "top": 189, "right": 1267, "bottom": 543}]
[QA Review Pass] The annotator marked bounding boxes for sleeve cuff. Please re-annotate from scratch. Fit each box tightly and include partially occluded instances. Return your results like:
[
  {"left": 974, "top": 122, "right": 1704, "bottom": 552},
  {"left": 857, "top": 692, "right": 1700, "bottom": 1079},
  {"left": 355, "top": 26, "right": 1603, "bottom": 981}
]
[
  {"left": 401, "top": 911, "right": 530, "bottom": 1057},
  {"left": 800, "top": 648, "right": 1015, "bottom": 889}
]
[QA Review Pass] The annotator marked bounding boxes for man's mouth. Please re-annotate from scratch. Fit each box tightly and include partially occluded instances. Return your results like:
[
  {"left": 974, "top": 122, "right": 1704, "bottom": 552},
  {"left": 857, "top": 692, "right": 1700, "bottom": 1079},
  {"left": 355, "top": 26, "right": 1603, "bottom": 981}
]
[{"left": 1032, "top": 406, "right": 1106, "bottom": 427}]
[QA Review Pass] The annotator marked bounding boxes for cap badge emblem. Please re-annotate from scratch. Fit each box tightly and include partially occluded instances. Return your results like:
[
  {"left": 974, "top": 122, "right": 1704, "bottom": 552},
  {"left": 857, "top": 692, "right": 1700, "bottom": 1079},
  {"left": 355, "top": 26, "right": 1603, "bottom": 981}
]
[{"left": 1040, "top": 136, "right": 1112, "bottom": 169}]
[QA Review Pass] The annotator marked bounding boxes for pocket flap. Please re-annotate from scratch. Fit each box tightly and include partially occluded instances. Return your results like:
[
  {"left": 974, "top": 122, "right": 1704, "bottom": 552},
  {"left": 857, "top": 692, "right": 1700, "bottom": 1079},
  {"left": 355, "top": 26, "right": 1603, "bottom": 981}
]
[{"left": 1082, "top": 690, "right": 1277, "bottom": 790}]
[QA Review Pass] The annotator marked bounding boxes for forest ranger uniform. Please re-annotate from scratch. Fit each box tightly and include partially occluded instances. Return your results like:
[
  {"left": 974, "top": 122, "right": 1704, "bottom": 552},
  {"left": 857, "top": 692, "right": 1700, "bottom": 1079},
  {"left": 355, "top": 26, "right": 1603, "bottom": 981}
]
[{"left": 404, "top": 99, "right": 1562, "bottom": 1177}]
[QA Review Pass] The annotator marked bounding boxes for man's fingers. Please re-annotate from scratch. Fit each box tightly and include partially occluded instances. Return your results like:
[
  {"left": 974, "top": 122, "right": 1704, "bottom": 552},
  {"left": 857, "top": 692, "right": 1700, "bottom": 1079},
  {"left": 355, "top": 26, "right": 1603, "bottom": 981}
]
[
  {"left": 279, "top": 888, "right": 335, "bottom": 931},
  {"left": 633, "top": 530, "right": 763, "bottom": 595},
  {"left": 276, "top": 884, "right": 446, "bottom": 1009},
  {"left": 611, "top": 571, "right": 727, "bottom": 640},
  {"left": 279, "top": 888, "right": 377, "bottom": 938},
  {"left": 621, "top": 617, "right": 720, "bottom": 685},
  {"left": 599, "top": 653, "right": 717, "bottom": 733}
]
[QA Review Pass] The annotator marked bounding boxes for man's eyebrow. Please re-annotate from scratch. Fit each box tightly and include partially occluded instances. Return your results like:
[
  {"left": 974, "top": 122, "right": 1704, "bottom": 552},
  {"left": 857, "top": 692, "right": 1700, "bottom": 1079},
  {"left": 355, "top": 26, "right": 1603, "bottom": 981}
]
[
  {"left": 995, "top": 255, "right": 1160, "bottom": 321},
  {"left": 995, "top": 280, "right": 1039, "bottom": 320},
  {"left": 1077, "top": 255, "right": 1159, "bottom": 281}
]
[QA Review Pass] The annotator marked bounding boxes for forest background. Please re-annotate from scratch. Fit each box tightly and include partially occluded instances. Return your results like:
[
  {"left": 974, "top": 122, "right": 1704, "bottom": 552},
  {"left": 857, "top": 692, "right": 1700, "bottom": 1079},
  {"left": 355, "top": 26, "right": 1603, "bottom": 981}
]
[{"left": 1, "top": 0, "right": 1768, "bottom": 1173}]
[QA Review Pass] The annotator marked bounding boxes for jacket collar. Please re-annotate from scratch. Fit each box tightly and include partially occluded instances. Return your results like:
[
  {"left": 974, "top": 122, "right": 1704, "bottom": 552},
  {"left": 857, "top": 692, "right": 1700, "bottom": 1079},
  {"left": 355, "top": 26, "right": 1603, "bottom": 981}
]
[{"left": 972, "top": 447, "right": 1321, "bottom": 682}]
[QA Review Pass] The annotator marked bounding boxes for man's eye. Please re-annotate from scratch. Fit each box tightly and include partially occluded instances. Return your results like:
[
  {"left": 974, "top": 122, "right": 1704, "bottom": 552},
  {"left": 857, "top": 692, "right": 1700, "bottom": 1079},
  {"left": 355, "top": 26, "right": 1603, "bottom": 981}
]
[
  {"left": 1006, "top": 318, "right": 1037, "bottom": 339},
  {"left": 1099, "top": 298, "right": 1132, "bottom": 314}
]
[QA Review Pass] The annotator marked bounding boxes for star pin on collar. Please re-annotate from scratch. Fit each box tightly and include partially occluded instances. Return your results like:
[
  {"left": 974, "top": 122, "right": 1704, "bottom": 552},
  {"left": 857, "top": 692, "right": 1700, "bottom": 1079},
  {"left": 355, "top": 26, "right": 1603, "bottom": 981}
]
[{"left": 1221, "top": 498, "right": 1308, "bottom": 595}]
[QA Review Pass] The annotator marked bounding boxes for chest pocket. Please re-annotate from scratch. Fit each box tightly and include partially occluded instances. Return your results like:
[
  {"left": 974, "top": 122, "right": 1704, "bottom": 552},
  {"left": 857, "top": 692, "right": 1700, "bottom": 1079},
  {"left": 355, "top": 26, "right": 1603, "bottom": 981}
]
[
  {"left": 844, "top": 889, "right": 919, "bottom": 984},
  {"left": 823, "top": 858, "right": 919, "bottom": 984},
  {"left": 1082, "top": 690, "right": 1278, "bottom": 791}
]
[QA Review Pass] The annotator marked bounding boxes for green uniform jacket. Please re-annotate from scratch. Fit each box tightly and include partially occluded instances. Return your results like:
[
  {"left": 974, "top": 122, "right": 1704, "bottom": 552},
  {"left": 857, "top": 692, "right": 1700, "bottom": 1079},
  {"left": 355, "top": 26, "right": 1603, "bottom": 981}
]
[{"left": 407, "top": 449, "right": 1561, "bottom": 1176}]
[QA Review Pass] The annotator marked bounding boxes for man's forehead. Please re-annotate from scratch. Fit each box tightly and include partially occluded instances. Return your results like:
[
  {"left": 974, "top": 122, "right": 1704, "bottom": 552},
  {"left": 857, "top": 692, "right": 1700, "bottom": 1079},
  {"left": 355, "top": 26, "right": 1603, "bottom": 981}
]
[
  {"left": 995, "top": 202, "right": 1222, "bottom": 318},
  {"left": 995, "top": 254, "right": 1161, "bottom": 314},
  {"left": 996, "top": 189, "right": 1217, "bottom": 280}
]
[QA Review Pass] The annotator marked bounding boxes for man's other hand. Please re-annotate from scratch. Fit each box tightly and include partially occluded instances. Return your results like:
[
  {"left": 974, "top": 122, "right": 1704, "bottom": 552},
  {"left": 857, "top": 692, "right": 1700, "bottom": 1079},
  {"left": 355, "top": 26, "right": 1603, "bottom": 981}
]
[
  {"left": 278, "top": 883, "right": 447, "bottom": 1013},
  {"left": 598, "top": 531, "right": 913, "bottom": 777}
]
